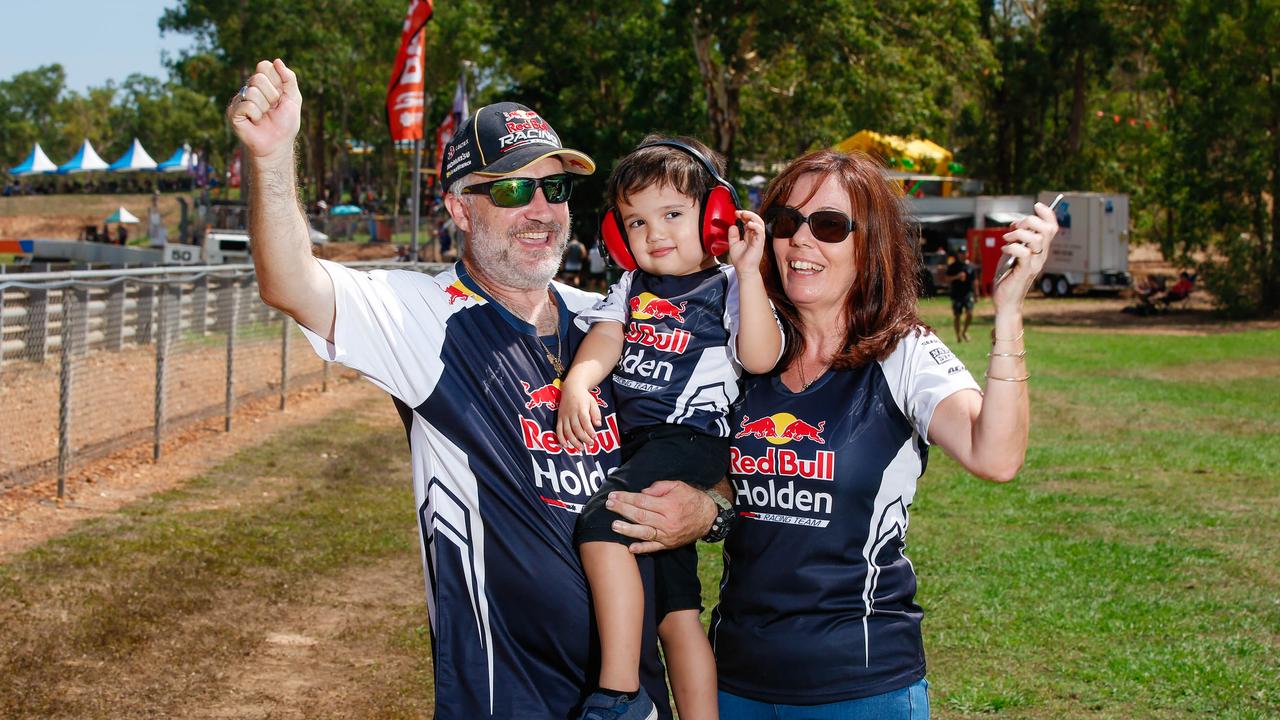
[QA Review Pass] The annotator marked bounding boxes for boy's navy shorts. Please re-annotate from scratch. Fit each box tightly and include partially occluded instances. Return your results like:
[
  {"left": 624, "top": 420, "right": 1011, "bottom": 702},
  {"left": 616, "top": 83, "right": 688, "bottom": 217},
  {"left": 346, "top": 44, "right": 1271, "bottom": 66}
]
[{"left": 576, "top": 423, "right": 729, "bottom": 618}]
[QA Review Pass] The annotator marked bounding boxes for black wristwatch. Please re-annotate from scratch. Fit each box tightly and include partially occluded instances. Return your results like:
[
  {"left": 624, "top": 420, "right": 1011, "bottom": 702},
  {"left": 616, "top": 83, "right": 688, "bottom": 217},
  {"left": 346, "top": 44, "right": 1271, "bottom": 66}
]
[{"left": 701, "top": 488, "right": 737, "bottom": 543}]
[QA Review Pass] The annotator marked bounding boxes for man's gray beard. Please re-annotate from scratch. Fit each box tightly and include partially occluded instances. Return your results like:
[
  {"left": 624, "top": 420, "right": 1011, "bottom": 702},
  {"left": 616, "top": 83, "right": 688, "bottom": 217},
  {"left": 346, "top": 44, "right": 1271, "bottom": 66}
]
[{"left": 467, "top": 209, "right": 570, "bottom": 290}]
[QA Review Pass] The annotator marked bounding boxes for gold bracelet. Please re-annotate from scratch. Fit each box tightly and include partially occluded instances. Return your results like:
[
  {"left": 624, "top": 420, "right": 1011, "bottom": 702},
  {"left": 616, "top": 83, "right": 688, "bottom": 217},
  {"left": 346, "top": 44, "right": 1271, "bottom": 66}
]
[
  {"left": 987, "top": 350, "right": 1027, "bottom": 358},
  {"left": 991, "top": 329, "right": 1025, "bottom": 343},
  {"left": 984, "top": 371, "right": 1030, "bottom": 382}
]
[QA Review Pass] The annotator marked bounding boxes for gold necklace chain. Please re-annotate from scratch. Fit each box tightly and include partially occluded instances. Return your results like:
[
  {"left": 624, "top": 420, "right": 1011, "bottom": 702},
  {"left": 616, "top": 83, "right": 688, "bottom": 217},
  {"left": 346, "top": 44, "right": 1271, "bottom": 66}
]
[
  {"left": 797, "top": 356, "right": 829, "bottom": 390},
  {"left": 479, "top": 284, "right": 564, "bottom": 378}
]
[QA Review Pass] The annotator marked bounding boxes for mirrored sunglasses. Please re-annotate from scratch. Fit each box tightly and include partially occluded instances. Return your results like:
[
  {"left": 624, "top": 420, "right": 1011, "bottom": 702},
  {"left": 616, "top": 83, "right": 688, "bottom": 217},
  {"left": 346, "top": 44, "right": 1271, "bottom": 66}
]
[{"left": 461, "top": 173, "right": 573, "bottom": 208}]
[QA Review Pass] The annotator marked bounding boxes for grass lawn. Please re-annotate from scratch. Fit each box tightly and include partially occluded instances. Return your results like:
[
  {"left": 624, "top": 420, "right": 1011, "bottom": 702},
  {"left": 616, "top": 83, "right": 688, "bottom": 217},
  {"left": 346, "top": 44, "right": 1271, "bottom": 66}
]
[
  {"left": 0, "top": 296, "right": 1276, "bottom": 718},
  {"left": 699, "top": 298, "right": 1279, "bottom": 719}
]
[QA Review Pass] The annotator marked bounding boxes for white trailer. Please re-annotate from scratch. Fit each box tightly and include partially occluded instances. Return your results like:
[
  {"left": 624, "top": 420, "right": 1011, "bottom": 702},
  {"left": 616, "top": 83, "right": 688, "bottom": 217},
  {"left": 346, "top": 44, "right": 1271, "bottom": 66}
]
[{"left": 1034, "top": 192, "right": 1130, "bottom": 296}]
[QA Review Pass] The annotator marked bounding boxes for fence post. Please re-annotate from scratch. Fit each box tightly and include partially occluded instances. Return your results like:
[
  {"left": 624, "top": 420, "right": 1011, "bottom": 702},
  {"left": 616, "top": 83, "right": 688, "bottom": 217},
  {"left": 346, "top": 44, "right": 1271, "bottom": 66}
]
[
  {"left": 136, "top": 284, "right": 156, "bottom": 345},
  {"left": 153, "top": 282, "right": 171, "bottom": 461},
  {"left": 69, "top": 287, "right": 89, "bottom": 359},
  {"left": 0, "top": 285, "right": 6, "bottom": 370},
  {"left": 104, "top": 280, "right": 126, "bottom": 351},
  {"left": 215, "top": 275, "right": 234, "bottom": 333},
  {"left": 224, "top": 277, "right": 239, "bottom": 432},
  {"left": 56, "top": 286, "right": 85, "bottom": 499},
  {"left": 192, "top": 275, "right": 209, "bottom": 336},
  {"left": 24, "top": 286, "right": 49, "bottom": 363},
  {"left": 279, "top": 313, "right": 290, "bottom": 411}
]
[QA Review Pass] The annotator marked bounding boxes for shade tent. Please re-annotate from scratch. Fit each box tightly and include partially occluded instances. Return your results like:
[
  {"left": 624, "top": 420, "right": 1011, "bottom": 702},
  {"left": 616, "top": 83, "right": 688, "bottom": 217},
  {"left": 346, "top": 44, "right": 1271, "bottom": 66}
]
[
  {"left": 104, "top": 207, "right": 140, "bottom": 224},
  {"left": 156, "top": 144, "right": 197, "bottom": 173},
  {"left": 833, "top": 130, "right": 954, "bottom": 176},
  {"left": 58, "top": 139, "right": 110, "bottom": 174},
  {"left": 108, "top": 138, "right": 158, "bottom": 172},
  {"left": 10, "top": 143, "right": 58, "bottom": 175}
]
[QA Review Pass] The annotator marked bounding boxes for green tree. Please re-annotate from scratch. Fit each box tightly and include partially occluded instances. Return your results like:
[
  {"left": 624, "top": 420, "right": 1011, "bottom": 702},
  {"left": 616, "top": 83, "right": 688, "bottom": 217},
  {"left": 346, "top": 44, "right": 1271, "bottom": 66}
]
[
  {"left": 1153, "top": 0, "right": 1280, "bottom": 314},
  {"left": 0, "top": 65, "right": 68, "bottom": 167}
]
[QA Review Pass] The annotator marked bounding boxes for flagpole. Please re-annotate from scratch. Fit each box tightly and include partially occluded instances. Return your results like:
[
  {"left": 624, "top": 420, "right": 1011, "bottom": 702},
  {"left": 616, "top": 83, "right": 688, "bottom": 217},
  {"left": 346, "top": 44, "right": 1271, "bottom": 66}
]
[{"left": 411, "top": 138, "right": 421, "bottom": 262}]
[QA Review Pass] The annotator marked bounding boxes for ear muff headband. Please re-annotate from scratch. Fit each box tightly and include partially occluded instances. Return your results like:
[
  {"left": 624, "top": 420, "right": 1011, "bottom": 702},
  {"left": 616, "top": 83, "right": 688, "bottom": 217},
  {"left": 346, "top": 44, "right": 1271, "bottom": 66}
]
[{"left": 598, "top": 140, "right": 740, "bottom": 269}]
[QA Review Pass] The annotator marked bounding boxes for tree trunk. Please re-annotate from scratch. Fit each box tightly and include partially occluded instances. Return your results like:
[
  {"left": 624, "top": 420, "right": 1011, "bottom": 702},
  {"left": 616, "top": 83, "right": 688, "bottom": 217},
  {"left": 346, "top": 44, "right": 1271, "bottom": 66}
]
[
  {"left": 1067, "top": 48, "right": 1086, "bottom": 154},
  {"left": 1268, "top": 68, "right": 1280, "bottom": 312},
  {"left": 312, "top": 91, "right": 327, "bottom": 206},
  {"left": 690, "top": 6, "right": 755, "bottom": 173}
]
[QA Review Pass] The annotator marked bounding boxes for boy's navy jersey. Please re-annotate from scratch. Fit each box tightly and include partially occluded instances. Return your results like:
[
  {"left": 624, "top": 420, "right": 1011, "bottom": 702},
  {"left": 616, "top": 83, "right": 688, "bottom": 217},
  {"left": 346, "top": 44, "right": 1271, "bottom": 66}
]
[
  {"left": 300, "top": 260, "right": 671, "bottom": 720},
  {"left": 710, "top": 330, "right": 979, "bottom": 705},
  {"left": 576, "top": 265, "right": 779, "bottom": 437}
]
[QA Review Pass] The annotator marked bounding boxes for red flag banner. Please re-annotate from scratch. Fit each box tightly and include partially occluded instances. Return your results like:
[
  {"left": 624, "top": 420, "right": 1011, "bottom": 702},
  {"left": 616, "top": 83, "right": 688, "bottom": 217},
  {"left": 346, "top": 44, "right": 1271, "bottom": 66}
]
[{"left": 386, "top": 0, "right": 434, "bottom": 141}]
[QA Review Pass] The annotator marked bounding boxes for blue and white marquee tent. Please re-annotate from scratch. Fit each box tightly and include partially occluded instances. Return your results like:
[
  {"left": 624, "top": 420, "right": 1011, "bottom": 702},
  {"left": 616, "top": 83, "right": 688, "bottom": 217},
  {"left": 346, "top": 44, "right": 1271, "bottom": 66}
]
[
  {"left": 157, "top": 144, "right": 197, "bottom": 173},
  {"left": 10, "top": 142, "right": 58, "bottom": 175},
  {"left": 58, "top": 139, "right": 110, "bottom": 174},
  {"left": 108, "top": 138, "right": 158, "bottom": 172}
]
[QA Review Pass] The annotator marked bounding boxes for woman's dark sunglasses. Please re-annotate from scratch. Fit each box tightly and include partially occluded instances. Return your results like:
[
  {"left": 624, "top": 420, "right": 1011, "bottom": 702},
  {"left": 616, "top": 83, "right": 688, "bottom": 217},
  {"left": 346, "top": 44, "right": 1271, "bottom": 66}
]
[
  {"left": 460, "top": 174, "right": 573, "bottom": 208},
  {"left": 765, "top": 206, "right": 855, "bottom": 243}
]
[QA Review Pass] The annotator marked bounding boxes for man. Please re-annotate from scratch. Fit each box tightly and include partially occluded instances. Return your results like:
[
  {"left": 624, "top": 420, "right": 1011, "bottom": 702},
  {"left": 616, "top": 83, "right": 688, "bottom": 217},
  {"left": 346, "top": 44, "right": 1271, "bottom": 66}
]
[
  {"left": 226, "top": 59, "right": 726, "bottom": 719},
  {"left": 946, "top": 245, "right": 977, "bottom": 342}
]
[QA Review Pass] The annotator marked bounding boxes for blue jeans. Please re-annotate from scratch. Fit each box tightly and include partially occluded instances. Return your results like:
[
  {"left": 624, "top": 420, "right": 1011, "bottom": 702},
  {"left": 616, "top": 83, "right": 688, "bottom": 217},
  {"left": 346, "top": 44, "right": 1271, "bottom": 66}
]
[{"left": 719, "top": 678, "right": 929, "bottom": 720}]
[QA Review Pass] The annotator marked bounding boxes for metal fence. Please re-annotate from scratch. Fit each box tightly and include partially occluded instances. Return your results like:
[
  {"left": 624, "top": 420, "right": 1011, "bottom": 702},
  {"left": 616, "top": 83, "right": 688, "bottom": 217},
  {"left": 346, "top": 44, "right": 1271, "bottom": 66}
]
[{"left": 0, "top": 261, "right": 446, "bottom": 496}]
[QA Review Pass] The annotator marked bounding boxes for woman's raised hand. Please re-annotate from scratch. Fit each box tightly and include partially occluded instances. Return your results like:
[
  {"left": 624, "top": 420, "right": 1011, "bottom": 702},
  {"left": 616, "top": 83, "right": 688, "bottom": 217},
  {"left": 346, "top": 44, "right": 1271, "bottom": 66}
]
[{"left": 993, "top": 201, "right": 1059, "bottom": 310}]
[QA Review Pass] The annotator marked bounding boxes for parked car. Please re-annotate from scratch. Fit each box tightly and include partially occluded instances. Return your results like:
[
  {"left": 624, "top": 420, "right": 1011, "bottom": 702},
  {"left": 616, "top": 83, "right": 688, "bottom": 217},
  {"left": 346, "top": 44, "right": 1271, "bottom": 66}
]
[{"left": 919, "top": 251, "right": 952, "bottom": 296}]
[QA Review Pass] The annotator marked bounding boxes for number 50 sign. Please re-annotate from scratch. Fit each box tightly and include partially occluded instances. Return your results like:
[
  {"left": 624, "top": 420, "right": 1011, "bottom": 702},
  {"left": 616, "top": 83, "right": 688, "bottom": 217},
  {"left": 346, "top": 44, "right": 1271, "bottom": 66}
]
[{"left": 164, "top": 244, "right": 201, "bottom": 265}]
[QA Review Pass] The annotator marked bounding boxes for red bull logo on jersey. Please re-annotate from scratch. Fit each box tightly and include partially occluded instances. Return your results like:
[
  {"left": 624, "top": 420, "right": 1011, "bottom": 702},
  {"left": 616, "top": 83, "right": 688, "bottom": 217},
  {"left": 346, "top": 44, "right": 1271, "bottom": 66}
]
[
  {"left": 520, "top": 379, "right": 607, "bottom": 411},
  {"left": 732, "top": 413, "right": 834, "bottom": 481},
  {"left": 735, "top": 413, "right": 826, "bottom": 445},
  {"left": 521, "top": 411, "right": 621, "bottom": 457},
  {"left": 443, "top": 280, "right": 481, "bottom": 305},
  {"left": 730, "top": 447, "right": 835, "bottom": 482},
  {"left": 625, "top": 322, "right": 692, "bottom": 354},
  {"left": 629, "top": 293, "right": 688, "bottom": 323}
]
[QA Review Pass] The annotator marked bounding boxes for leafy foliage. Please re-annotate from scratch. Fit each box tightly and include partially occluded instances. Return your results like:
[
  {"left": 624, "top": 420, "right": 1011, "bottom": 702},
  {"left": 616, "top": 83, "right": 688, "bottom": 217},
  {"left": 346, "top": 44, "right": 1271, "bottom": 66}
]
[{"left": 0, "top": 1, "right": 1276, "bottom": 312}]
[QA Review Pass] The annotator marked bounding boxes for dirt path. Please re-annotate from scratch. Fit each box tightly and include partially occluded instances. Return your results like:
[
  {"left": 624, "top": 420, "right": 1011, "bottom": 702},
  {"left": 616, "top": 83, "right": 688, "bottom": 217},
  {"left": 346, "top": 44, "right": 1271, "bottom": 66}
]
[{"left": 183, "top": 555, "right": 431, "bottom": 720}]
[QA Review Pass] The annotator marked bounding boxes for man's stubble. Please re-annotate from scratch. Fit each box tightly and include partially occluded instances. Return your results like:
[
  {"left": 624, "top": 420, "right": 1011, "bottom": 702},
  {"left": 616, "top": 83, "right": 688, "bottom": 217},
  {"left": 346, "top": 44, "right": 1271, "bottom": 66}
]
[{"left": 466, "top": 203, "right": 570, "bottom": 291}]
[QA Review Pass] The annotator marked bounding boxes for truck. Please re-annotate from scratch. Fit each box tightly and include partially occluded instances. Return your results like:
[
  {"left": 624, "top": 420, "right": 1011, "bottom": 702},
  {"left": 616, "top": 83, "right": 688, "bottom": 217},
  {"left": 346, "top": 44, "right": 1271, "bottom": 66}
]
[{"left": 1033, "top": 192, "right": 1131, "bottom": 296}]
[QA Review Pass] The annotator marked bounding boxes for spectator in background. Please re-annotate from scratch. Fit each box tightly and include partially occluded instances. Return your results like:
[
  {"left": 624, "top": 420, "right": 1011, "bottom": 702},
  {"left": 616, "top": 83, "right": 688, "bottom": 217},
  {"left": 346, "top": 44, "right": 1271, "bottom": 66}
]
[
  {"left": 946, "top": 245, "right": 977, "bottom": 343},
  {"left": 436, "top": 217, "right": 452, "bottom": 258},
  {"left": 116, "top": 224, "right": 129, "bottom": 246},
  {"left": 561, "top": 233, "right": 586, "bottom": 287}
]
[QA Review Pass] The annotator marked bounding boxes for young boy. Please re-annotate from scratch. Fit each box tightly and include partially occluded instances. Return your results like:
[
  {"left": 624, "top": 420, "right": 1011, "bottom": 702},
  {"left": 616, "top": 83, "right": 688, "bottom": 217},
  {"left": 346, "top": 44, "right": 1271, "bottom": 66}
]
[{"left": 557, "top": 136, "right": 783, "bottom": 720}]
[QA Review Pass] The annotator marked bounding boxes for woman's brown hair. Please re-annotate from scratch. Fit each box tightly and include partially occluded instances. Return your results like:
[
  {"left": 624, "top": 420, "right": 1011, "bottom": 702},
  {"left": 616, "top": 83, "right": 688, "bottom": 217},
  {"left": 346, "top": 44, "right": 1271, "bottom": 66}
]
[{"left": 760, "top": 149, "right": 925, "bottom": 371}]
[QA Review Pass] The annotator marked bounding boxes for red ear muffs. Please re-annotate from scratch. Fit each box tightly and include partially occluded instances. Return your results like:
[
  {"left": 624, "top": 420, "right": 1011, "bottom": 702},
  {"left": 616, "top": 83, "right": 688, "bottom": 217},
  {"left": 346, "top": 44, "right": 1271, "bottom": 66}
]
[
  {"left": 700, "top": 184, "right": 738, "bottom": 257},
  {"left": 599, "top": 208, "right": 637, "bottom": 271},
  {"left": 597, "top": 139, "right": 741, "bottom": 272}
]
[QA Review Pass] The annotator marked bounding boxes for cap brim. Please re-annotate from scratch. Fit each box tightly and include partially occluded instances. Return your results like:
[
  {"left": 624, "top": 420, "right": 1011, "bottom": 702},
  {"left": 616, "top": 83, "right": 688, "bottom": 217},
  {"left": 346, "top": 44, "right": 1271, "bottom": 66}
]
[{"left": 473, "top": 147, "right": 596, "bottom": 179}]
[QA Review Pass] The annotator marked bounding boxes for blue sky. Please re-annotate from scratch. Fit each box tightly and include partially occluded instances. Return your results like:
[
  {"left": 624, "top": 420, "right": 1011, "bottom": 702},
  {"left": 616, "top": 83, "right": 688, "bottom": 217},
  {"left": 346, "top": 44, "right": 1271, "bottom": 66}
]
[{"left": 1, "top": 2, "right": 195, "bottom": 92}]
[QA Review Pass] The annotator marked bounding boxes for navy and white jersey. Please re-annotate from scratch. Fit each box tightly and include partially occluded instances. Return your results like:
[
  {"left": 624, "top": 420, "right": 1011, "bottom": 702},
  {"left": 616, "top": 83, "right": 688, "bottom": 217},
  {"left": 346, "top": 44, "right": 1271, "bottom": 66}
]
[
  {"left": 710, "top": 330, "right": 980, "bottom": 704},
  {"left": 576, "top": 265, "right": 778, "bottom": 438},
  {"left": 300, "top": 260, "right": 671, "bottom": 720}
]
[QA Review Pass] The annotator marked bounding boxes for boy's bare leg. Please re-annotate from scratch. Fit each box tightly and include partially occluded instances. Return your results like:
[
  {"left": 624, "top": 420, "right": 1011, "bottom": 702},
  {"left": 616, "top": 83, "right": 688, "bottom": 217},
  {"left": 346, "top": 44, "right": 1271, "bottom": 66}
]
[
  {"left": 658, "top": 609, "right": 718, "bottom": 720},
  {"left": 582, "top": 541, "right": 643, "bottom": 692}
]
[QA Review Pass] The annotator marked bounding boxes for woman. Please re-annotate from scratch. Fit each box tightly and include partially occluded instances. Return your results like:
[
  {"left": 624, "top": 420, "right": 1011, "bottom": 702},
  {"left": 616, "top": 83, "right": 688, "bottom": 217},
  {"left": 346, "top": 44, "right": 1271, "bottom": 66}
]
[{"left": 610, "top": 149, "right": 1057, "bottom": 718}]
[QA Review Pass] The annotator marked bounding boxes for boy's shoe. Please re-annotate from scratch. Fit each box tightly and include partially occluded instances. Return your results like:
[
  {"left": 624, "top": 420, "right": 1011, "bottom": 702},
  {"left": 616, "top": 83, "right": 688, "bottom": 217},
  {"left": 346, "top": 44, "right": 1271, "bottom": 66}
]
[{"left": 576, "top": 687, "right": 657, "bottom": 720}]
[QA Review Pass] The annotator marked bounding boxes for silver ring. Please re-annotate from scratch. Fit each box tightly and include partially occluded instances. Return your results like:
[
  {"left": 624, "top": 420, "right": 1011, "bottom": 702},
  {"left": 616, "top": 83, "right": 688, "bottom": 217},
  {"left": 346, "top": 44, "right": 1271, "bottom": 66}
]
[{"left": 238, "top": 85, "right": 249, "bottom": 100}]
